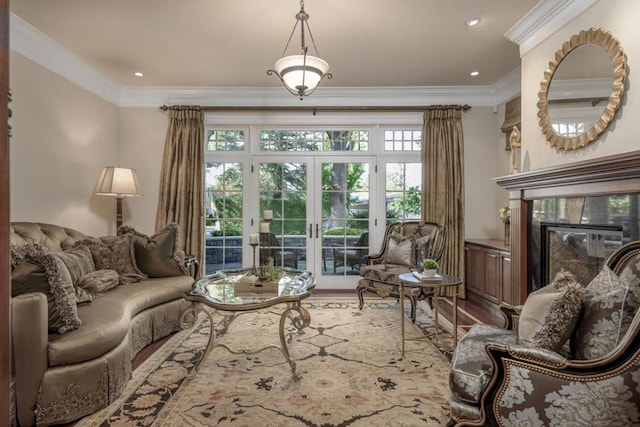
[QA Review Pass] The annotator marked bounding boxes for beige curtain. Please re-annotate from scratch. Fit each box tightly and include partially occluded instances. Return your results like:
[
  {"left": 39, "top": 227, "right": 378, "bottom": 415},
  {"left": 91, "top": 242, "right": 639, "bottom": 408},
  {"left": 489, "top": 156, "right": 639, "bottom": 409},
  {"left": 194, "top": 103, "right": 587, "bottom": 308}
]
[
  {"left": 156, "top": 106, "right": 204, "bottom": 266},
  {"left": 421, "top": 106, "right": 466, "bottom": 298}
]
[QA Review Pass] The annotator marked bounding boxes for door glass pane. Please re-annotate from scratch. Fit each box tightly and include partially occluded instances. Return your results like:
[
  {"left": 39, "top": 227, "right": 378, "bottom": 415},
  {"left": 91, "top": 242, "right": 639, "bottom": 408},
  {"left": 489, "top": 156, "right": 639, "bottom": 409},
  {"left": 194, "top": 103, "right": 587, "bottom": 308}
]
[
  {"left": 259, "top": 162, "right": 307, "bottom": 270},
  {"left": 205, "top": 162, "right": 243, "bottom": 274},
  {"left": 321, "top": 161, "right": 370, "bottom": 276},
  {"left": 386, "top": 162, "right": 422, "bottom": 223}
]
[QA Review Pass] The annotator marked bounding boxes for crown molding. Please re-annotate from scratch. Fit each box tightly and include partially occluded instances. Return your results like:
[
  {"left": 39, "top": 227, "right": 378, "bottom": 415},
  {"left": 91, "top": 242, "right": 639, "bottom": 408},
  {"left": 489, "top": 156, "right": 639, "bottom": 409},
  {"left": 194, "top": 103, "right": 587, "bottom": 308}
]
[
  {"left": 118, "top": 85, "right": 499, "bottom": 109},
  {"left": 9, "top": 13, "right": 121, "bottom": 104},
  {"left": 505, "top": 0, "right": 600, "bottom": 57},
  {"left": 493, "top": 67, "right": 521, "bottom": 105},
  {"left": 11, "top": 11, "right": 520, "bottom": 109}
]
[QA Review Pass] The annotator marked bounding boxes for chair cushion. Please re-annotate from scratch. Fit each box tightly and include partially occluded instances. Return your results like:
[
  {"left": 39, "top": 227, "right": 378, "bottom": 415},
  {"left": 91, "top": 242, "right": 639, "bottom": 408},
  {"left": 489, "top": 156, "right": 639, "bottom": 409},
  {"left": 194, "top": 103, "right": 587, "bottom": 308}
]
[
  {"left": 572, "top": 265, "right": 638, "bottom": 359},
  {"left": 518, "top": 270, "right": 584, "bottom": 351},
  {"left": 360, "top": 263, "right": 412, "bottom": 286},
  {"left": 47, "top": 275, "right": 194, "bottom": 366},
  {"left": 450, "top": 324, "right": 519, "bottom": 404}
]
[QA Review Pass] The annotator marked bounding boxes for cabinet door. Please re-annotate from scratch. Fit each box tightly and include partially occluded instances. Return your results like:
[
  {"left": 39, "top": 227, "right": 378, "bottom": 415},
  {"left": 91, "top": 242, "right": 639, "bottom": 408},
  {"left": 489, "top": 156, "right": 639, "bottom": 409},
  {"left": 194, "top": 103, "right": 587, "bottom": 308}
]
[
  {"left": 483, "top": 250, "right": 501, "bottom": 304},
  {"left": 465, "top": 245, "right": 484, "bottom": 295},
  {"left": 500, "top": 252, "right": 513, "bottom": 305}
]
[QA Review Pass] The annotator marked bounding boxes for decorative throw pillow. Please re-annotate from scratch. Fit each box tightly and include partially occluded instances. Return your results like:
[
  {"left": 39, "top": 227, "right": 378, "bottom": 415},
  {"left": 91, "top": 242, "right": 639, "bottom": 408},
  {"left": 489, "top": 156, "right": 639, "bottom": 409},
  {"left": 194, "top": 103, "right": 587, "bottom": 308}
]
[
  {"left": 10, "top": 243, "right": 82, "bottom": 333},
  {"left": 74, "top": 235, "right": 147, "bottom": 285},
  {"left": 52, "top": 245, "right": 96, "bottom": 304},
  {"left": 118, "top": 223, "right": 189, "bottom": 277},
  {"left": 518, "top": 270, "right": 584, "bottom": 351},
  {"left": 572, "top": 266, "right": 638, "bottom": 360},
  {"left": 77, "top": 269, "right": 120, "bottom": 297},
  {"left": 382, "top": 233, "right": 416, "bottom": 267}
]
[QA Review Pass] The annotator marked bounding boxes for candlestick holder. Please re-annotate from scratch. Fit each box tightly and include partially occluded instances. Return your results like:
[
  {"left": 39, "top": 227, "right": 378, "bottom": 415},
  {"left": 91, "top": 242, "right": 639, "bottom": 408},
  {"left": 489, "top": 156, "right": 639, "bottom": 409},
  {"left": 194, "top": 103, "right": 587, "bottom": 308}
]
[{"left": 250, "top": 242, "right": 259, "bottom": 275}]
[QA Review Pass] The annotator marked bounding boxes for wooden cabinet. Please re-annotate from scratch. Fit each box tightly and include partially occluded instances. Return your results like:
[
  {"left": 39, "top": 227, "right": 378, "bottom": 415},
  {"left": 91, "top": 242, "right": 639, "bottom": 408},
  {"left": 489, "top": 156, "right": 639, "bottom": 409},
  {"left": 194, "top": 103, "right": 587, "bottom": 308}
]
[{"left": 465, "top": 240, "right": 514, "bottom": 308}]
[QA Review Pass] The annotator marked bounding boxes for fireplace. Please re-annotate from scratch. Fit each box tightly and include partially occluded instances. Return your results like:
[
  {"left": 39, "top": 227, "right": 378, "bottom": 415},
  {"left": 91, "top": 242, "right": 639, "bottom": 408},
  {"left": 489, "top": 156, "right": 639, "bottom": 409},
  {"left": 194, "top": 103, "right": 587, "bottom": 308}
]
[
  {"left": 495, "top": 150, "right": 640, "bottom": 304},
  {"left": 537, "top": 222, "right": 623, "bottom": 290}
]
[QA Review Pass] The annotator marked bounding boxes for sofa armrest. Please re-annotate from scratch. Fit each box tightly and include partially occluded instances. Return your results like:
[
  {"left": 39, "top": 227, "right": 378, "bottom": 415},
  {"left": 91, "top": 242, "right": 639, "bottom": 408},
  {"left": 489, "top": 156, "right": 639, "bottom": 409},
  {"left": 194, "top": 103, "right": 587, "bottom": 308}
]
[
  {"left": 498, "top": 303, "right": 523, "bottom": 331},
  {"left": 12, "top": 292, "right": 49, "bottom": 427},
  {"left": 183, "top": 255, "right": 200, "bottom": 279}
]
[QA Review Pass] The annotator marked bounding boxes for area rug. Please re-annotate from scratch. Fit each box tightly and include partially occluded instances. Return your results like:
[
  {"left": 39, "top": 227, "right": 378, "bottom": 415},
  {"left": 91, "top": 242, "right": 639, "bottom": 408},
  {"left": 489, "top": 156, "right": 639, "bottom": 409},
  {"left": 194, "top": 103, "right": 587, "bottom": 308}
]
[{"left": 77, "top": 299, "right": 454, "bottom": 426}]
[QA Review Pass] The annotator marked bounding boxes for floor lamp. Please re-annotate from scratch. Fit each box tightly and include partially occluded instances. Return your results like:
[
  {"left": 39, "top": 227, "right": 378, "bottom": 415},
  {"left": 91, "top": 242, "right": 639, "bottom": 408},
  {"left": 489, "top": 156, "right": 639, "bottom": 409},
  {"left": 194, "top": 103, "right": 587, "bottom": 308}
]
[{"left": 94, "top": 166, "right": 142, "bottom": 229}]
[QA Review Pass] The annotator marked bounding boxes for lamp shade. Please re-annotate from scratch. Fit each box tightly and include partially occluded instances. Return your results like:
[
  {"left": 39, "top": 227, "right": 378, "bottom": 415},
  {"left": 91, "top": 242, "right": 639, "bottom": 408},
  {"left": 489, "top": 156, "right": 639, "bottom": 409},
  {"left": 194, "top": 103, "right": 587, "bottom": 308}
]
[
  {"left": 94, "top": 166, "right": 142, "bottom": 197},
  {"left": 274, "top": 55, "right": 330, "bottom": 94}
]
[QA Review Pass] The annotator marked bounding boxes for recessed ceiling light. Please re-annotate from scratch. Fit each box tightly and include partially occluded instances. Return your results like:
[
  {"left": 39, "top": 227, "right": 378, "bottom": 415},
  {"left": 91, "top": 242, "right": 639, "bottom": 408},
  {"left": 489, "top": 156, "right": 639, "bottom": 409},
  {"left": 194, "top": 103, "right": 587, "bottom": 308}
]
[
  {"left": 465, "top": 18, "right": 480, "bottom": 27},
  {"left": 470, "top": 71, "right": 480, "bottom": 77},
  {"left": 134, "top": 72, "right": 144, "bottom": 77}
]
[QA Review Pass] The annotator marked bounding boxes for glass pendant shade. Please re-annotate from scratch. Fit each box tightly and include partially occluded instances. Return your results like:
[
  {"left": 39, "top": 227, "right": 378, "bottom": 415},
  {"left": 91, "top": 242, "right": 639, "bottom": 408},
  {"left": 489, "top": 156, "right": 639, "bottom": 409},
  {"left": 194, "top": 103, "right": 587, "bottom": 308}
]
[
  {"left": 267, "top": 0, "right": 332, "bottom": 100},
  {"left": 275, "top": 55, "right": 329, "bottom": 94}
]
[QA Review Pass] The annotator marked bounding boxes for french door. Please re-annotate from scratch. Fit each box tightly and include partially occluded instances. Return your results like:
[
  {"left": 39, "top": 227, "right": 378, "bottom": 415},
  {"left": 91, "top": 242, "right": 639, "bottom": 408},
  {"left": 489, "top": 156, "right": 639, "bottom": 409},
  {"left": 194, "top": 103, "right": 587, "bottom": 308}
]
[{"left": 254, "top": 156, "right": 376, "bottom": 289}]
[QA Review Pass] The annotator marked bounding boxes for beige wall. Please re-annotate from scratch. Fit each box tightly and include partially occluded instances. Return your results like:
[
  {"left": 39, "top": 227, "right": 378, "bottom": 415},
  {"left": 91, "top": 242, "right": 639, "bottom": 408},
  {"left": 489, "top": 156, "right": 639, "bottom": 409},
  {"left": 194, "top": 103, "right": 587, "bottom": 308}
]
[
  {"left": 9, "top": 54, "right": 514, "bottom": 241},
  {"left": 118, "top": 108, "right": 167, "bottom": 236},
  {"left": 521, "top": 0, "right": 639, "bottom": 170},
  {"left": 463, "top": 106, "right": 509, "bottom": 239},
  {"left": 9, "top": 53, "right": 119, "bottom": 236}
]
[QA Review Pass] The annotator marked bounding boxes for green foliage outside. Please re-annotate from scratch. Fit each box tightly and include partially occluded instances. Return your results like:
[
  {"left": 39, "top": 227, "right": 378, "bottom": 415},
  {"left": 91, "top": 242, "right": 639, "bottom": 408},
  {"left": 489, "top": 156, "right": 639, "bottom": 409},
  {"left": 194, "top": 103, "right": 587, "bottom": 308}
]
[{"left": 207, "top": 130, "right": 421, "bottom": 237}]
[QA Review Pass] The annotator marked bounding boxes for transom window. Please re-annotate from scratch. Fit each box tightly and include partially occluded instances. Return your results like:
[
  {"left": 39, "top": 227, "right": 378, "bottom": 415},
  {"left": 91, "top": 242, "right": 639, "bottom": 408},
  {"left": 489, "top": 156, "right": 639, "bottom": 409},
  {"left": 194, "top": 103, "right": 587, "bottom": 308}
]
[{"left": 259, "top": 130, "right": 369, "bottom": 152}]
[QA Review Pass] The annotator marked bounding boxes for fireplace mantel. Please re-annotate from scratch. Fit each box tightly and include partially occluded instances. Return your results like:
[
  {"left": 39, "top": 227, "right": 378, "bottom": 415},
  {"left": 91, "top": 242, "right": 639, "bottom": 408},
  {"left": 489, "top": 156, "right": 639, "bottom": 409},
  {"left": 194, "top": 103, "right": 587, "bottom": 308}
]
[{"left": 494, "top": 150, "right": 640, "bottom": 304}]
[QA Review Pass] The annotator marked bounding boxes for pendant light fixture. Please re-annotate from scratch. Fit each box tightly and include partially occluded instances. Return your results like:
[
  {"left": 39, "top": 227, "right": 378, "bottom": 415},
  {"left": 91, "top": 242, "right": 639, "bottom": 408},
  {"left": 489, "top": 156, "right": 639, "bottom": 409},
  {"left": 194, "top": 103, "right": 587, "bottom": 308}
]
[{"left": 267, "top": 0, "right": 332, "bottom": 100}]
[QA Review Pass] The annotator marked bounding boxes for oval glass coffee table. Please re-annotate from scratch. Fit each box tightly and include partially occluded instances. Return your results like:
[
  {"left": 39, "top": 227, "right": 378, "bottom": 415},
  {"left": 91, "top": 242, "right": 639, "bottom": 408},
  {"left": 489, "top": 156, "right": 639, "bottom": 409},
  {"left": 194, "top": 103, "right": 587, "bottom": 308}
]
[
  {"left": 398, "top": 272, "right": 462, "bottom": 357},
  {"left": 181, "top": 268, "right": 315, "bottom": 379}
]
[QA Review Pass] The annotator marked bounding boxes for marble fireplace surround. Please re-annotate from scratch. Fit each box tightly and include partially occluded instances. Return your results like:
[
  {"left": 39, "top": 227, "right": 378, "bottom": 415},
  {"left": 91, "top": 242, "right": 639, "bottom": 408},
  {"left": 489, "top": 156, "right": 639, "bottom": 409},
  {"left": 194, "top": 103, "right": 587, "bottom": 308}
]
[{"left": 495, "top": 150, "right": 640, "bottom": 304}]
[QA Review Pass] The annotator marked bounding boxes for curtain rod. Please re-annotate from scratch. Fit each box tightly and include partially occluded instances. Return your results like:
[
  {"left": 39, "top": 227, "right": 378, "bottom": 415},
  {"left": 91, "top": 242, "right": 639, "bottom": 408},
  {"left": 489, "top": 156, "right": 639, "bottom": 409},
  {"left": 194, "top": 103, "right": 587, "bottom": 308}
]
[{"left": 159, "top": 104, "right": 471, "bottom": 114}]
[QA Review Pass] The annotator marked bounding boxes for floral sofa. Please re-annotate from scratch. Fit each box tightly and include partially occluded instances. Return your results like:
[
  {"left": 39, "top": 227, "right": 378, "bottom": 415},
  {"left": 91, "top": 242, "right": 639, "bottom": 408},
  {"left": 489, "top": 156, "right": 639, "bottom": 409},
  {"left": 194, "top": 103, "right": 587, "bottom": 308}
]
[
  {"left": 9, "top": 222, "right": 198, "bottom": 426},
  {"left": 357, "top": 221, "right": 446, "bottom": 322},
  {"left": 448, "top": 240, "right": 640, "bottom": 426}
]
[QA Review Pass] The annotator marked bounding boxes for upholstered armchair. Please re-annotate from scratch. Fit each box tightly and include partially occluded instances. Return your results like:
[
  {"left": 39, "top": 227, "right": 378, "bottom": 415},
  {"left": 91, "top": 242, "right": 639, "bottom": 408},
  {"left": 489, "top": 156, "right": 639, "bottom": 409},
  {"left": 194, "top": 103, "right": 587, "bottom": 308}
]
[
  {"left": 448, "top": 240, "right": 640, "bottom": 426},
  {"left": 259, "top": 232, "right": 298, "bottom": 269},
  {"left": 357, "top": 221, "right": 446, "bottom": 322},
  {"left": 333, "top": 231, "right": 368, "bottom": 273}
]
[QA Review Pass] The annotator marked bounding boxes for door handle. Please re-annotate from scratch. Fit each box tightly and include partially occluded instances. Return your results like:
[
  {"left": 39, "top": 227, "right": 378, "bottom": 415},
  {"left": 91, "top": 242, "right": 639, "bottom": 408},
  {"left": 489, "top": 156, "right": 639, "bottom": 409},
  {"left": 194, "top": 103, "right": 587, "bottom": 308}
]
[
  {"left": 309, "top": 223, "right": 313, "bottom": 238},
  {"left": 316, "top": 223, "right": 319, "bottom": 239}
]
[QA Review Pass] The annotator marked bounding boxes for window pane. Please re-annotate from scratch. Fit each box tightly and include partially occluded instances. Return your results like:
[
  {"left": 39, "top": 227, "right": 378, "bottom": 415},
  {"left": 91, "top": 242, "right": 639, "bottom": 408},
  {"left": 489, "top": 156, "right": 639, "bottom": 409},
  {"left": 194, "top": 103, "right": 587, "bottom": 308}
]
[
  {"left": 384, "top": 129, "right": 422, "bottom": 152},
  {"left": 260, "top": 130, "right": 369, "bottom": 152},
  {"left": 206, "top": 130, "right": 245, "bottom": 151},
  {"left": 205, "top": 162, "right": 244, "bottom": 273},
  {"left": 385, "top": 162, "right": 422, "bottom": 222}
]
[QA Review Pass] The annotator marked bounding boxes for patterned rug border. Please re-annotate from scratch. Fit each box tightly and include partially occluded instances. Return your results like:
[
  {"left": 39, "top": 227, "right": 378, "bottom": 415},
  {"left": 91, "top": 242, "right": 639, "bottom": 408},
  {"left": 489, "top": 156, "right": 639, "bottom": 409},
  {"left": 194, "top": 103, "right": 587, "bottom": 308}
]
[{"left": 77, "top": 298, "right": 454, "bottom": 426}]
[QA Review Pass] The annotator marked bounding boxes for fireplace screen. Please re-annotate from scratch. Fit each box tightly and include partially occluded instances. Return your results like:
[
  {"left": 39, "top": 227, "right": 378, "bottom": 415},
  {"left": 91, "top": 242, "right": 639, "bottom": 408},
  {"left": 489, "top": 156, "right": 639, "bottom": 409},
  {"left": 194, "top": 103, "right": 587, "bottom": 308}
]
[{"left": 541, "top": 224, "right": 623, "bottom": 288}]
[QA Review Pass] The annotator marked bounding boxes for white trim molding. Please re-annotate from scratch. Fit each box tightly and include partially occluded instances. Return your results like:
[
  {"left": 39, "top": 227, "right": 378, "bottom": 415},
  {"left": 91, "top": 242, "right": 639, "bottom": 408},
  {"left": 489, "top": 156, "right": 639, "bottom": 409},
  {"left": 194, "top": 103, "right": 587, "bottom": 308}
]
[
  {"left": 9, "top": 13, "right": 121, "bottom": 104},
  {"left": 505, "top": 0, "right": 600, "bottom": 57}
]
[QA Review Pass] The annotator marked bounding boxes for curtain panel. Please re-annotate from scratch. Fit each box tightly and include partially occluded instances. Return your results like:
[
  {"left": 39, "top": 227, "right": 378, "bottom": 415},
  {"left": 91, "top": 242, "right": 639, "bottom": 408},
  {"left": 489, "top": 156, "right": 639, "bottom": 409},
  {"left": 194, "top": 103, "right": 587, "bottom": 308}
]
[
  {"left": 156, "top": 106, "right": 205, "bottom": 268},
  {"left": 421, "top": 107, "right": 466, "bottom": 298}
]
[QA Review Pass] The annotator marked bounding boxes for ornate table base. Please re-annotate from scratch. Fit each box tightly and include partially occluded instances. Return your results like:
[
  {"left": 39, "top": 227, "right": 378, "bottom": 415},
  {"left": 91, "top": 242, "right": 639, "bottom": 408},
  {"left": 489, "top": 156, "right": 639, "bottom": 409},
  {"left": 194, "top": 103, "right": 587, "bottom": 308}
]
[{"left": 180, "top": 301, "right": 311, "bottom": 379}]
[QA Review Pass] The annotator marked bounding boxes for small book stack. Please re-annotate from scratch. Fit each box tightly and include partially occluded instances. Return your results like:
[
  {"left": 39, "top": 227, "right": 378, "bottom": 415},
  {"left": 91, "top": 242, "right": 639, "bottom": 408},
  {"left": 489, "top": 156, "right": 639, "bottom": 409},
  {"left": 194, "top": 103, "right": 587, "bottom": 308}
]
[{"left": 412, "top": 271, "right": 443, "bottom": 283}]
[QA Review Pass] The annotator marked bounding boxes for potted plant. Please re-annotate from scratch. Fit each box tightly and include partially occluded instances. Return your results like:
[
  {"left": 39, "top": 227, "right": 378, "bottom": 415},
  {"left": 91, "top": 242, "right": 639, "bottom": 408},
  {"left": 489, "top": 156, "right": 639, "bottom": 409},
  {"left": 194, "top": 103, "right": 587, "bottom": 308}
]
[{"left": 422, "top": 258, "right": 439, "bottom": 276}]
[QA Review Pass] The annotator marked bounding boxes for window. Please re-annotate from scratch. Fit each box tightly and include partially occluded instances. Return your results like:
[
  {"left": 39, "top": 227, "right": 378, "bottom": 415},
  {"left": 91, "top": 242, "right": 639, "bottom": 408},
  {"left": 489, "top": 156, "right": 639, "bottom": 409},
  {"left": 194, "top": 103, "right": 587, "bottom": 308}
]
[
  {"left": 260, "top": 130, "right": 369, "bottom": 152},
  {"left": 203, "top": 116, "right": 423, "bottom": 277},
  {"left": 205, "top": 161, "right": 244, "bottom": 271}
]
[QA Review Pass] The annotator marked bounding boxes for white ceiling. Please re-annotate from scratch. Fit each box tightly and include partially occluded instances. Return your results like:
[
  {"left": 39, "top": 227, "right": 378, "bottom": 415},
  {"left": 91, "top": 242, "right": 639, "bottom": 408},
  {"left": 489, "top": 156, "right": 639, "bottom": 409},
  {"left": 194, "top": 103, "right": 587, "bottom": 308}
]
[{"left": 10, "top": 0, "right": 540, "bottom": 90}]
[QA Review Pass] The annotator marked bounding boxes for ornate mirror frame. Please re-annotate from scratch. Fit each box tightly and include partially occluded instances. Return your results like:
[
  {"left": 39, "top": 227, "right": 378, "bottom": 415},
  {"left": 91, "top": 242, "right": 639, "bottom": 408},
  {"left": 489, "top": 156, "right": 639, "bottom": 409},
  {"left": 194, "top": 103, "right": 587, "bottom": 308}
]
[{"left": 537, "top": 28, "right": 626, "bottom": 150}]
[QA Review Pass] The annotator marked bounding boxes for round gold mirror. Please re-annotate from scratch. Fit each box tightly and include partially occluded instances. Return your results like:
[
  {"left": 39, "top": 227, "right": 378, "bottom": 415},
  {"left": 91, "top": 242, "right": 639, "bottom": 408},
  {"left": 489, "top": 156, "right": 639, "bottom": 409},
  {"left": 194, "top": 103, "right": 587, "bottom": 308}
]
[{"left": 537, "top": 28, "right": 626, "bottom": 150}]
